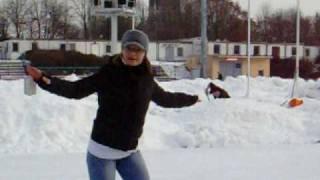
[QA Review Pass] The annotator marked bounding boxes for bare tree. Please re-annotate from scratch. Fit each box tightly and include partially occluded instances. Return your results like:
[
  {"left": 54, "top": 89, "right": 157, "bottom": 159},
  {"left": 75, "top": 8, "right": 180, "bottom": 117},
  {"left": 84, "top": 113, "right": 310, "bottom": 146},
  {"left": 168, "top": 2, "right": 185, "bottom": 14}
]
[
  {"left": 313, "top": 13, "right": 320, "bottom": 45},
  {"left": 41, "top": 0, "right": 72, "bottom": 39},
  {"left": 0, "top": 6, "right": 10, "bottom": 39},
  {"left": 134, "top": 0, "right": 148, "bottom": 27},
  {"left": 27, "top": 0, "right": 48, "bottom": 39},
  {"left": 4, "top": 0, "right": 29, "bottom": 38},
  {"left": 14, "top": 0, "right": 68, "bottom": 40},
  {"left": 144, "top": 0, "right": 248, "bottom": 41},
  {"left": 59, "top": 1, "right": 75, "bottom": 39},
  {"left": 256, "top": 2, "right": 272, "bottom": 42},
  {"left": 71, "top": 0, "right": 90, "bottom": 39},
  {"left": 144, "top": 0, "right": 196, "bottom": 40},
  {"left": 207, "top": 0, "right": 247, "bottom": 41}
]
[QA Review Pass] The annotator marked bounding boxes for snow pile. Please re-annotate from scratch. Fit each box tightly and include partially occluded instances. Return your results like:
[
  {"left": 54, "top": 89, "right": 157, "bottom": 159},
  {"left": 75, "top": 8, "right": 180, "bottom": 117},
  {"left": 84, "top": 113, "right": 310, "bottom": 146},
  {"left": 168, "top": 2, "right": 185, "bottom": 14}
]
[{"left": 0, "top": 75, "right": 320, "bottom": 154}]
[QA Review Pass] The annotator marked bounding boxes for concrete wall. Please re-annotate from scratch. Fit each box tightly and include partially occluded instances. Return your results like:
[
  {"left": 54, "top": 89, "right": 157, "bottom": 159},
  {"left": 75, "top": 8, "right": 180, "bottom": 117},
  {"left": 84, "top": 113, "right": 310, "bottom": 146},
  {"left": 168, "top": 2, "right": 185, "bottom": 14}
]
[
  {"left": 251, "top": 44, "right": 267, "bottom": 56},
  {"left": 241, "top": 58, "right": 270, "bottom": 77},
  {"left": 158, "top": 42, "right": 193, "bottom": 61},
  {"left": 227, "top": 43, "right": 247, "bottom": 56},
  {"left": 207, "top": 56, "right": 220, "bottom": 79},
  {"left": 206, "top": 56, "right": 270, "bottom": 79},
  {"left": 304, "top": 46, "right": 319, "bottom": 60},
  {"left": 284, "top": 44, "right": 304, "bottom": 58},
  {"left": 208, "top": 42, "right": 227, "bottom": 56}
]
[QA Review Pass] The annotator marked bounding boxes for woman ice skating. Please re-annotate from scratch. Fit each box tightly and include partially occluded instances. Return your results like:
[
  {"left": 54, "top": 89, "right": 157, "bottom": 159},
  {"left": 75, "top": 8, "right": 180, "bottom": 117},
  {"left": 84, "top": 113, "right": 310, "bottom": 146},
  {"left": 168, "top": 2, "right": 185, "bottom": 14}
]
[{"left": 26, "top": 29, "right": 199, "bottom": 180}]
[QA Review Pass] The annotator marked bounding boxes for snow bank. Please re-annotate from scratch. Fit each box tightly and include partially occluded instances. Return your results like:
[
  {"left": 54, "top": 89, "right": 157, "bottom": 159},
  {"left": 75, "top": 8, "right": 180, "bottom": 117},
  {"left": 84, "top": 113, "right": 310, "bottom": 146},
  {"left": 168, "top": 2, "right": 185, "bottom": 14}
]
[{"left": 0, "top": 76, "right": 320, "bottom": 154}]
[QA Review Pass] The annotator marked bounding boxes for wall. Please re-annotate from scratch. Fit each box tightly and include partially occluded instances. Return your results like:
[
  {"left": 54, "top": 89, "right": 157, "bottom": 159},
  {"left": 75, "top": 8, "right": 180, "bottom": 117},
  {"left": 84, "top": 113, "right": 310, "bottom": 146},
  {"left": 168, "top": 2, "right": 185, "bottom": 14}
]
[
  {"left": 251, "top": 44, "right": 267, "bottom": 56},
  {"left": 208, "top": 42, "right": 227, "bottom": 56},
  {"left": 227, "top": 43, "right": 247, "bottom": 56},
  {"left": 241, "top": 58, "right": 270, "bottom": 77},
  {"left": 206, "top": 56, "right": 270, "bottom": 79},
  {"left": 304, "top": 46, "right": 319, "bottom": 60},
  {"left": 207, "top": 56, "right": 220, "bottom": 79},
  {"left": 285, "top": 44, "right": 304, "bottom": 58},
  {"left": 1, "top": 39, "right": 319, "bottom": 63}
]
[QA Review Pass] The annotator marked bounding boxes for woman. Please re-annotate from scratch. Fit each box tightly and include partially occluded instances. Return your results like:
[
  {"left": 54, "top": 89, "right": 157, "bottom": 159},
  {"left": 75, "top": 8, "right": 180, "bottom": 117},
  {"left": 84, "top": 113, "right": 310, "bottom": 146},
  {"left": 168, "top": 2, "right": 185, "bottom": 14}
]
[{"left": 26, "top": 30, "right": 199, "bottom": 180}]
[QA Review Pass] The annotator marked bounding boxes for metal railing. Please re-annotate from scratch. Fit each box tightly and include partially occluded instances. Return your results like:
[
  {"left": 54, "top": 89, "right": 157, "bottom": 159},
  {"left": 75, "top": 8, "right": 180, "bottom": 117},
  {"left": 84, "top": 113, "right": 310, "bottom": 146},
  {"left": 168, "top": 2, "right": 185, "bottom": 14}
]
[
  {"left": 0, "top": 60, "right": 29, "bottom": 80},
  {"left": 0, "top": 60, "right": 176, "bottom": 81}
]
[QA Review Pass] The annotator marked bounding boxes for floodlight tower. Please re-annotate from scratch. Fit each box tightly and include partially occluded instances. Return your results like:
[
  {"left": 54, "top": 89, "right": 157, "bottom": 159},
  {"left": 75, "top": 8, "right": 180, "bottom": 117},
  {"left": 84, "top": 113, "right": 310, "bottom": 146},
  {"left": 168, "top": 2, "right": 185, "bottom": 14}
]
[{"left": 91, "top": 0, "right": 137, "bottom": 54}]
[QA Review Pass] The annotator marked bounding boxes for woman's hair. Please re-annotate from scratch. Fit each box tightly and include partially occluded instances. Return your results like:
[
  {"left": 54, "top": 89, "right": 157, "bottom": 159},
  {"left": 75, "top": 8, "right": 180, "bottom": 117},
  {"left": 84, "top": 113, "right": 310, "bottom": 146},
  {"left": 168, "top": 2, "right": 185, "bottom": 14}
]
[{"left": 142, "top": 56, "right": 153, "bottom": 76}]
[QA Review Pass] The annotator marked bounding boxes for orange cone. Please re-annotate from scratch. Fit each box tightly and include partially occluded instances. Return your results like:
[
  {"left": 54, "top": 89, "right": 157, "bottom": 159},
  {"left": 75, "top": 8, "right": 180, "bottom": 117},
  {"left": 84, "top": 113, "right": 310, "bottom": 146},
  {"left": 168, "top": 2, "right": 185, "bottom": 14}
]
[{"left": 289, "top": 98, "right": 303, "bottom": 107}]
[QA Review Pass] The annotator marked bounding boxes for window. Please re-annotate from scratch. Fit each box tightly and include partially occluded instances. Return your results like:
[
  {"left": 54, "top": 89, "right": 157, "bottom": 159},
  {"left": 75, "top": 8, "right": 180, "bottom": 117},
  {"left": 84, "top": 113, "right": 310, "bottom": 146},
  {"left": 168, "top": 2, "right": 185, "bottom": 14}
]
[
  {"left": 106, "top": 45, "right": 111, "bottom": 53},
  {"left": 94, "top": 0, "right": 100, "bottom": 6},
  {"left": 69, "top": 43, "right": 76, "bottom": 51},
  {"left": 177, "top": 47, "right": 183, "bottom": 57},
  {"left": 234, "top": 45, "right": 240, "bottom": 55},
  {"left": 292, "top": 47, "right": 296, "bottom": 56},
  {"left": 254, "top": 46, "right": 260, "bottom": 56},
  {"left": 12, "top": 42, "right": 19, "bottom": 52},
  {"left": 60, "top": 44, "right": 66, "bottom": 51},
  {"left": 305, "top": 48, "right": 310, "bottom": 57},
  {"left": 118, "top": 0, "right": 126, "bottom": 5},
  {"left": 258, "top": 70, "right": 264, "bottom": 76},
  {"left": 32, "top": 42, "right": 38, "bottom": 50},
  {"left": 128, "top": 0, "right": 135, "bottom": 7},
  {"left": 214, "top": 44, "right": 220, "bottom": 54},
  {"left": 235, "top": 63, "right": 241, "bottom": 69},
  {"left": 104, "top": 0, "right": 112, "bottom": 8}
]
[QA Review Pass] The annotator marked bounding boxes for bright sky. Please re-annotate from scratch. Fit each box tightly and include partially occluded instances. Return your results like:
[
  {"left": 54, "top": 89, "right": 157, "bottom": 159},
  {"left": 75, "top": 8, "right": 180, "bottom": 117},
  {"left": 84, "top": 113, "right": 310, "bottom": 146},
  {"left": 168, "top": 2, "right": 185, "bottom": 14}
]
[
  {"left": 141, "top": 0, "right": 319, "bottom": 17},
  {"left": 1, "top": 0, "right": 318, "bottom": 17},
  {"left": 234, "top": 0, "right": 320, "bottom": 17}
]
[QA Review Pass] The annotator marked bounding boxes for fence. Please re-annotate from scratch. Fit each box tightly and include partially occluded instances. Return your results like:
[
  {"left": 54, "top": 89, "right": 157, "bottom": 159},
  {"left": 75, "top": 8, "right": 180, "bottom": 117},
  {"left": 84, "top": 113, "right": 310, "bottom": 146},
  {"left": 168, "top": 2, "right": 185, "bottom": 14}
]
[
  {"left": 0, "top": 60, "right": 175, "bottom": 81},
  {"left": 0, "top": 60, "right": 28, "bottom": 80}
]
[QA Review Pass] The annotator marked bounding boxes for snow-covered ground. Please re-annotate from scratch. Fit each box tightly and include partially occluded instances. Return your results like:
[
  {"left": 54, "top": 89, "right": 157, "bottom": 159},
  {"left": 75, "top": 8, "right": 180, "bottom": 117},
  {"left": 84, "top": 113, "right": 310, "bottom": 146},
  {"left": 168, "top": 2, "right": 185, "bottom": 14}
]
[{"left": 1, "top": 75, "right": 320, "bottom": 180}]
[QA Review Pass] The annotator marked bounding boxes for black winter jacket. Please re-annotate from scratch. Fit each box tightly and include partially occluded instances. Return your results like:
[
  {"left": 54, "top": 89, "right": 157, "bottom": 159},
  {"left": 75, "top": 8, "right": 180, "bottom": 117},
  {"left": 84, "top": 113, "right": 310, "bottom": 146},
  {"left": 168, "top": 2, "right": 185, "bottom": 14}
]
[{"left": 36, "top": 55, "right": 198, "bottom": 151}]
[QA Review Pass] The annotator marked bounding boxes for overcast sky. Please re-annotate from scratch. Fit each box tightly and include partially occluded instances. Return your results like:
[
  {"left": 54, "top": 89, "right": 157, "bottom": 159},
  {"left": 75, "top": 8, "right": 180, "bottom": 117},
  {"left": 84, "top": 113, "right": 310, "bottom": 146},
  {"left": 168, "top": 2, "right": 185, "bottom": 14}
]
[
  {"left": 1, "top": 0, "right": 318, "bottom": 17},
  {"left": 234, "top": 0, "right": 320, "bottom": 17},
  {"left": 143, "top": 0, "right": 319, "bottom": 17}
]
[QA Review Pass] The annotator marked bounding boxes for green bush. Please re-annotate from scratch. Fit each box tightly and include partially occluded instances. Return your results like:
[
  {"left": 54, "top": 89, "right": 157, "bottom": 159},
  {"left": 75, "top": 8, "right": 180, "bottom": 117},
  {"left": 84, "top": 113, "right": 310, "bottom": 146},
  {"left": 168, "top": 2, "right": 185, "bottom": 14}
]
[{"left": 24, "top": 50, "right": 110, "bottom": 75}]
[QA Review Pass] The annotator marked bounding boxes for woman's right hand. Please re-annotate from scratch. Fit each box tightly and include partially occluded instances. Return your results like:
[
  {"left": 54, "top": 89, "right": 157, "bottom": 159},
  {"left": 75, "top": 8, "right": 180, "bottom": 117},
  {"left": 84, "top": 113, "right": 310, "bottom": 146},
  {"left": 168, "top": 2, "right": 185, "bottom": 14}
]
[{"left": 26, "top": 66, "right": 43, "bottom": 80}]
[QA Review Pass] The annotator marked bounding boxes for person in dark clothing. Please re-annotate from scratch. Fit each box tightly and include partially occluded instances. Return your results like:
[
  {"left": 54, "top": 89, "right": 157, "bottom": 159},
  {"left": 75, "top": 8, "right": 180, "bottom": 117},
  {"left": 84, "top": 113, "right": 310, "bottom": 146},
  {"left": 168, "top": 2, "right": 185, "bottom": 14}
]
[
  {"left": 26, "top": 30, "right": 199, "bottom": 180},
  {"left": 218, "top": 72, "right": 223, "bottom": 80},
  {"left": 205, "top": 82, "right": 230, "bottom": 99}
]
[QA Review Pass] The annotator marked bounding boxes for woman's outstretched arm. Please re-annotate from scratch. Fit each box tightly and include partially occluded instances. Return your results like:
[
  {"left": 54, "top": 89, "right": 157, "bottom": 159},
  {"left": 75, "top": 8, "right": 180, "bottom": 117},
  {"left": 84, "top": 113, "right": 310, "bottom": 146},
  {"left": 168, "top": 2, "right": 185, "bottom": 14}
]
[
  {"left": 151, "top": 80, "right": 199, "bottom": 108},
  {"left": 26, "top": 66, "right": 103, "bottom": 99}
]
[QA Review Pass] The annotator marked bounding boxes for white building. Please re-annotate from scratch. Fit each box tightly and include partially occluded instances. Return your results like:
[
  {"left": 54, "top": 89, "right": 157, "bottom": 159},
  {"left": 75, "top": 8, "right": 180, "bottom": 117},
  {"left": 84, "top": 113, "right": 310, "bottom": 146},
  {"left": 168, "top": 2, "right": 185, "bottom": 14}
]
[
  {"left": 1, "top": 38, "right": 319, "bottom": 80},
  {"left": 0, "top": 38, "right": 319, "bottom": 63},
  {"left": 0, "top": 39, "right": 195, "bottom": 63},
  {"left": 0, "top": 39, "right": 120, "bottom": 60},
  {"left": 208, "top": 42, "right": 319, "bottom": 60}
]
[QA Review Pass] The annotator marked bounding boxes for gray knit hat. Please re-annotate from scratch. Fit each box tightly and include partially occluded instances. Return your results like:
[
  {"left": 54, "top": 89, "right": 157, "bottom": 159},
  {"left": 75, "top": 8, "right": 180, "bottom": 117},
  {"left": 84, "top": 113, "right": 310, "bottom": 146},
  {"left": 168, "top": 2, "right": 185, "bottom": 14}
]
[{"left": 121, "top": 30, "right": 149, "bottom": 52}]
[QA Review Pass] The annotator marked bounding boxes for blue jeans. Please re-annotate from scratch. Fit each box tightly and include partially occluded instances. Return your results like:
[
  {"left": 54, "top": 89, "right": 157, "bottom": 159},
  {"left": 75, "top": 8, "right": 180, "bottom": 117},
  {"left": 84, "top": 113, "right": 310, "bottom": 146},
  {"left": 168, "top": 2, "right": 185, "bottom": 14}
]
[{"left": 87, "top": 151, "right": 150, "bottom": 180}]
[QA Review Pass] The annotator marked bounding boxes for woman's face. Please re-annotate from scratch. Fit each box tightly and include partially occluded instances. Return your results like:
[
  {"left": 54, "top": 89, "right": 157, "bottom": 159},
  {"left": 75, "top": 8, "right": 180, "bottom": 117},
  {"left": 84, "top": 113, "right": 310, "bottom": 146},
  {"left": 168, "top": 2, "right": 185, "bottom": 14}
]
[{"left": 121, "top": 45, "right": 146, "bottom": 66}]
